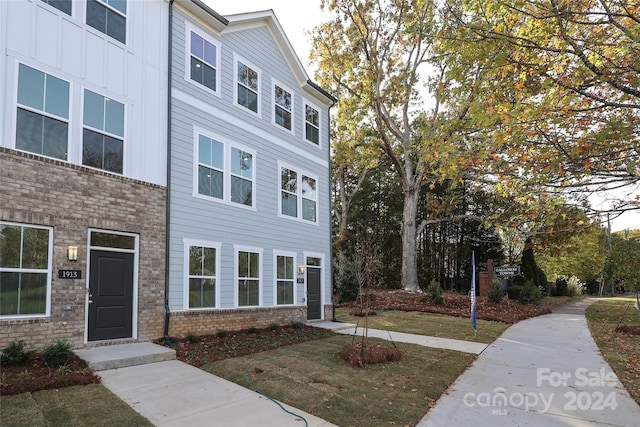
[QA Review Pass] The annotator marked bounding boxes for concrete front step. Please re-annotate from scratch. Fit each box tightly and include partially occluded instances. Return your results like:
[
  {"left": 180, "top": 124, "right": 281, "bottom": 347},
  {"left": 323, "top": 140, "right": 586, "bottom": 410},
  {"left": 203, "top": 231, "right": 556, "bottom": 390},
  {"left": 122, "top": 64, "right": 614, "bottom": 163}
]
[{"left": 74, "top": 342, "right": 176, "bottom": 371}]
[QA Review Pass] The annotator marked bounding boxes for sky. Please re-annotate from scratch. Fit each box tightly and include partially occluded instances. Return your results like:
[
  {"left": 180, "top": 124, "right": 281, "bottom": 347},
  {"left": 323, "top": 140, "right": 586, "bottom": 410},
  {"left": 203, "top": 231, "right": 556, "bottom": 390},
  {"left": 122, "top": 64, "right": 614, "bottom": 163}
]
[{"left": 205, "top": 1, "right": 640, "bottom": 232}]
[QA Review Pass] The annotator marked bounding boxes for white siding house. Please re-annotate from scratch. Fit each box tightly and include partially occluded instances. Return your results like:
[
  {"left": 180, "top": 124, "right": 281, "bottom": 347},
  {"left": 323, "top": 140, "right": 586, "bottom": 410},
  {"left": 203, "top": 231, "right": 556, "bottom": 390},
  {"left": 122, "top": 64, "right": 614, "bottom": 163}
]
[{"left": 167, "top": 2, "right": 335, "bottom": 335}]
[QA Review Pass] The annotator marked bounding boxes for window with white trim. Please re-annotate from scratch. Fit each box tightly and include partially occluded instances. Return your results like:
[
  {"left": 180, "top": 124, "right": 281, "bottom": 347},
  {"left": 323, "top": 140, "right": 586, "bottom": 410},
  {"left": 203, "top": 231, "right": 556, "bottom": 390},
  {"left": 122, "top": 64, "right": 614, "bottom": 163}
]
[
  {"left": 41, "top": 0, "right": 72, "bottom": 15},
  {"left": 279, "top": 165, "right": 318, "bottom": 223},
  {"left": 276, "top": 255, "right": 294, "bottom": 305},
  {"left": 186, "top": 243, "right": 218, "bottom": 309},
  {"left": 86, "top": 0, "right": 126, "bottom": 44},
  {"left": 16, "top": 64, "right": 70, "bottom": 160},
  {"left": 196, "top": 132, "right": 255, "bottom": 208},
  {"left": 237, "top": 249, "right": 260, "bottom": 307},
  {"left": 188, "top": 28, "right": 219, "bottom": 93},
  {"left": 83, "top": 89, "right": 125, "bottom": 173},
  {"left": 235, "top": 57, "right": 260, "bottom": 114},
  {"left": 304, "top": 102, "right": 320, "bottom": 145},
  {"left": 0, "top": 222, "right": 52, "bottom": 317},
  {"left": 273, "top": 82, "right": 293, "bottom": 132}
]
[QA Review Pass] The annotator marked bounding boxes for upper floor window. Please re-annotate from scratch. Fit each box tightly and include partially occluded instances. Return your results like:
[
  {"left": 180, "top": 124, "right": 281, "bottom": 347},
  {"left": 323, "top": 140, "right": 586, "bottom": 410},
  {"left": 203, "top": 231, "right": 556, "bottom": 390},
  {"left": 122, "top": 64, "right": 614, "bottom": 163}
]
[
  {"left": 279, "top": 165, "right": 318, "bottom": 223},
  {"left": 304, "top": 103, "right": 320, "bottom": 145},
  {"left": 41, "top": 0, "right": 72, "bottom": 15},
  {"left": 196, "top": 132, "right": 256, "bottom": 209},
  {"left": 0, "top": 222, "right": 52, "bottom": 318},
  {"left": 235, "top": 57, "right": 260, "bottom": 115},
  {"left": 83, "top": 89, "right": 125, "bottom": 174},
  {"left": 189, "top": 29, "right": 219, "bottom": 93},
  {"left": 86, "top": 0, "right": 126, "bottom": 44},
  {"left": 16, "top": 64, "right": 69, "bottom": 161},
  {"left": 273, "top": 82, "right": 293, "bottom": 132},
  {"left": 186, "top": 241, "right": 220, "bottom": 309}
]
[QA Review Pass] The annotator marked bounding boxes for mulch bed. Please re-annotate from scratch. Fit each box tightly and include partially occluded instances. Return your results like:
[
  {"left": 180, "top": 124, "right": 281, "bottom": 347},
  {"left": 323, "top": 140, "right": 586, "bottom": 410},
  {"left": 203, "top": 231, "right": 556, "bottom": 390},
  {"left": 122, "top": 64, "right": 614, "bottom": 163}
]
[
  {"left": 1, "top": 354, "right": 100, "bottom": 396},
  {"left": 338, "top": 290, "right": 556, "bottom": 324},
  {"left": 339, "top": 342, "right": 404, "bottom": 367}
]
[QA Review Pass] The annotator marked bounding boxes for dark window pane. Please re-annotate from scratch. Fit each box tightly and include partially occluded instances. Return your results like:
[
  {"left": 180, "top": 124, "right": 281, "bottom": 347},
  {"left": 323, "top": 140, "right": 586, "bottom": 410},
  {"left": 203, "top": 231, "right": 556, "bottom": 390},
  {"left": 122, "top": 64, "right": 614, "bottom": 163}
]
[
  {"left": 231, "top": 176, "right": 252, "bottom": 206},
  {"left": 16, "top": 108, "right": 44, "bottom": 155},
  {"left": 109, "top": 0, "right": 126, "bottom": 15},
  {"left": 306, "top": 123, "right": 319, "bottom": 144},
  {"left": 86, "top": 0, "right": 107, "bottom": 34},
  {"left": 202, "top": 247, "right": 216, "bottom": 277},
  {"left": 238, "top": 279, "right": 259, "bottom": 306},
  {"left": 103, "top": 135, "right": 123, "bottom": 173},
  {"left": 0, "top": 225, "right": 21, "bottom": 268},
  {"left": 191, "top": 57, "right": 204, "bottom": 85},
  {"left": 277, "top": 280, "right": 293, "bottom": 305},
  {"left": 275, "top": 106, "right": 291, "bottom": 130},
  {"left": 238, "top": 85, "right": 258, "bottom": 113},
  {"left": 43, "top": 116, "right": 68, "bottom": 160},
  {"left": 0, "top": 272, "right": 20, "bottom": 315},
  {"left": 202, "top": 64, "right": 216, "bottom": 91},
  {"left": 238, "top": 251, "right": 249, "bottom": 277},
  {"left": 17, "top": 64, "right": 44, "bottom": 110},
  {"left": 281, "top": 193, "right": 297, "bottom": 217},
  {"left": 106, "top": 9, "right": 126, "bottom": 43},
  {"left": 198, "top": 166, "right": 223, "bottom": 199},
  {"left": 45, "top": 0, "right": 73, "bottom": 15},
  {"left": 189, "top": 278, "right": 215, "bottom": 308},
  {"left": 303, "top": 199, "right": 317, "bottom": 222},
  {"left": 0, "top": 272, "right": 47, "bottom": 315},
  {"left": 189, "top": 246, "right": 203, "bottom": 276},
  {"left": 22, "top": 227, "right": 49, "bottom": 269},
  {"left": 90, "top": 232, "right": 135, "bottom": 249},
  {"left": 83, "top": 128, "right": 103, "bottom": 169}
]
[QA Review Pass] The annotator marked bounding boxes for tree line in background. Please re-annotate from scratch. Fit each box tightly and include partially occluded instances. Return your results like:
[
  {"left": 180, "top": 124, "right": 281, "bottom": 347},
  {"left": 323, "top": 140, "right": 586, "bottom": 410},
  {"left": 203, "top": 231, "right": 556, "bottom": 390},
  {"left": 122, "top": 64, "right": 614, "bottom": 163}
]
[{"left": 310, "top": 0, "right": 639, "bottom": 297}]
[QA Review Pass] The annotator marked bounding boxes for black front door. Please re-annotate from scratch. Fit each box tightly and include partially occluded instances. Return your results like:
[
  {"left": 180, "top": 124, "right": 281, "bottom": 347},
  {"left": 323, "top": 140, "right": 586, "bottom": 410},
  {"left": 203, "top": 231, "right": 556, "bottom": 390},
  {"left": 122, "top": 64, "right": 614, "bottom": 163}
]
[
  {"left": 307, "top": 267, "right": 321, "bottom": 320},
  {"left": 88, "top": 250, "right": 134, "bottom": 341}
]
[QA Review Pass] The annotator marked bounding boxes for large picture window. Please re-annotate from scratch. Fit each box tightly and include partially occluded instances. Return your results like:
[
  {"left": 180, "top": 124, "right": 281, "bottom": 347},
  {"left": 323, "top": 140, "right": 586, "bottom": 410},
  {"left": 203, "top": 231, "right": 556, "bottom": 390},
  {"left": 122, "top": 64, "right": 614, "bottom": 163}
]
[
  {"left": 276, "top": 255, "right": 294, "bottom": 305},
  {"left": 83, "top": 89, "right": 125, "bottom": 173},
  {"left": 189, "top": 30, "right": 219, "bottom": 93},
  {"left": 236, "top": 57, "right": 260, "bottom": 114},
  {"left": 237, "top": 250, "right": 260, "bottom": 307},
  {"left": 195, "top": 131, "right": 255, "bottom": 209},
  {"left": 187, "top": 244, "right": 217, "bottom": 309},
  {"left": 86, "top": 0, "right": 126, "bottom": 44},
  {"left": 279, "top": 165, "right": 318, "bottom": 223},
  {"left": 16, "top": 64, "right": 69, "bottom": 160},
  {"left": 0, "top": 223, "right": 52, "bottom": 317}
]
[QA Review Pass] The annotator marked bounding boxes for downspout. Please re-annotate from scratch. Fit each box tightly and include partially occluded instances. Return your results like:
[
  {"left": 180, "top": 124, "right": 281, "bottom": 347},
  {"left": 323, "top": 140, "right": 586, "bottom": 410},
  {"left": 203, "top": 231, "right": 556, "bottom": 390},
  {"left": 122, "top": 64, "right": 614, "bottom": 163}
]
[
  {"left": 163, "top": 0, "right": 175, "bottom": 341},
  {"left": 327, "top": 102, "right": 336, "bottom": 322}
]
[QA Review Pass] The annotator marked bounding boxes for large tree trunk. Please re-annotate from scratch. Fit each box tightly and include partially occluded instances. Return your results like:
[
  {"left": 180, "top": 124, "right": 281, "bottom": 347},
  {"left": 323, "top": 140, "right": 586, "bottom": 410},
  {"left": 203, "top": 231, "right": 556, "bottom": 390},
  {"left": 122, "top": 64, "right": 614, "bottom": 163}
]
[{"left": 402, "top": 185, "right": 420, "bottom": 292}]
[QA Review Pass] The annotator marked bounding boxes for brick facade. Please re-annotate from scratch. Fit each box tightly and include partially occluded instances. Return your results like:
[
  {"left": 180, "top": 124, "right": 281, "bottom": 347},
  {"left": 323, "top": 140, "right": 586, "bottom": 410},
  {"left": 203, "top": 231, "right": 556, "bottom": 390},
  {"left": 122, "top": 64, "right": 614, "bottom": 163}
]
[{"left": 0, "top": 148, "right": 166, "bottom": 350}]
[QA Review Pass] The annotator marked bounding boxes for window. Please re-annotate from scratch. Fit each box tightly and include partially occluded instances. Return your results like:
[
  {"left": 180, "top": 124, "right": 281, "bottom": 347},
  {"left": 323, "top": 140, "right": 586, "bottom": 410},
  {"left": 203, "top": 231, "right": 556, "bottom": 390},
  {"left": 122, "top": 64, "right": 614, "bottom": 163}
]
[
  {"left": 274, "top": 83, "right": 292, "bottom": 131},
  {"left": 198, "top": 135, "right": 224, "bottom": 199},
  {"left": 0, "top": 223, "right": 52, "bottom": 317},
  {"left": 83, "top": 89, "right": 125, "bottom": 173},
  {"left": 16, "top": 64, "right": 69, "bottom": 160},
  {"left": 187, "top": 244, "right": 218, "bottom": 309},
  {"left": 189, "top": 30, "right": 219, "bottom": 93},
  {"left": 236, "top": 57, "right": 260, "bottom": 114},
  {"left": 279, "top": 165, "right": 318, "bottom": 223},
  {"left": 195, "top": 131, "right": 255, "bottom": 208},
  {"left": 237, "top": 250, "right": 260, "bottom": 307},
  {"left": 41, "top": 0, "right": 72, "bottom": 15},
  {"left": 276, "top": 255, "right": 294, "bottom": 305},
  {"left": 304, "top": 103, "right": 320, "bottom": 145},
  {"left": 86, "top": 0, "right": 126, "bottom": 44}
]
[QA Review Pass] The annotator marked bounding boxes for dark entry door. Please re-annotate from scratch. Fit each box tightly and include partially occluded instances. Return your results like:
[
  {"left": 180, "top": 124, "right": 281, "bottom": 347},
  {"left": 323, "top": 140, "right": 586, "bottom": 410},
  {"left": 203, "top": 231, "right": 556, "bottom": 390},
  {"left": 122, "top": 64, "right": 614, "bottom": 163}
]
[
  {"left": 307, "top": 267, "right": 321, "bottom": 320},
  {"left": 88, "top": 250, "right": 134, "bottom": 341}
]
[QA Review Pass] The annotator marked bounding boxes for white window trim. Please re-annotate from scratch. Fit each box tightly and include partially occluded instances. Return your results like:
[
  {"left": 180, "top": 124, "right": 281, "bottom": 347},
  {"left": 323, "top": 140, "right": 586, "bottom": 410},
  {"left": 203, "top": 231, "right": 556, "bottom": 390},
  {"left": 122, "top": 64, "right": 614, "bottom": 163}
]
[
  {"left": 234, "top": 245, "right": 263, "bottom": 308},
  {"left": 14, "top": 63, "right": 71, "bottom": 161},
  {"left": 273, "top": 250, "right": 297, "bottom": 306},
  {"left": 192, "top": 126, "right": 257, "bottom": 211},
  {"left": 184, "top": 22, "right": 221, "bottom": 97},
  {"left": 303, "top": 99, "right": 322, "bottom": 149},
  {"left": 233, "top": 53, "right": 262, "bottom": 118},
  {"left": 277, "top": 161, "right": 319, "bottom": 225},
  {"left": 271, "top": 78, "right": 295, "bottom": 135},
  {"left": 183, "top": 238, "right": 222, "bottom": 310},
  {"left": 80, "top": 87, "right": 127, "bottom": 176},
  {"left": 0, "top": 222, "right": 53, "bottom": 319}
]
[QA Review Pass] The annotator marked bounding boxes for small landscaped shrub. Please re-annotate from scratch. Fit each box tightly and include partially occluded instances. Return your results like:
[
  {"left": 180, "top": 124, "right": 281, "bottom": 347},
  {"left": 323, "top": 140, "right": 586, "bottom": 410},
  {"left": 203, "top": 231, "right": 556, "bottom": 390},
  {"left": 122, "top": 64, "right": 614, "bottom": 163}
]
[
  {"left": 42, "top": 340, "right": 73, "bottom": 367},
  {"left": 269, "top": 322, "right": 280, "bottom": 331},
  {"left": 555, "top": 277, "right": 568, "bottom": 296},
  {"left": 186, "top": 333, "right": 201, "bottom": 343},
  {"left": 1, "top": 340, "right": 34, "bottom": 366},
  {"left": 567, "top": 276, "right": 585, "bottom": 297},
  {"left": 291, "top": 321, "right": 304, "bottom": 329},
  {"left": 487, "top": 280, "right": 503, "bottom": 304},
  {"left": 507, "top": 285, "right": 524, "bottom": 301},
  {"left": 334, "top": 261, "right": 360, "bottom": 302},
  {"left": 426, "top": 280, "right": 444, "bottom": 305},
  {"left": 215, "top": 329, "right": 229, "bottom": 338},
  {"left": 247, "top": 326, "right": 258, "bottom": 334},
  {"left": 518, "top": 281, "right": 542, "bottom": 305}
]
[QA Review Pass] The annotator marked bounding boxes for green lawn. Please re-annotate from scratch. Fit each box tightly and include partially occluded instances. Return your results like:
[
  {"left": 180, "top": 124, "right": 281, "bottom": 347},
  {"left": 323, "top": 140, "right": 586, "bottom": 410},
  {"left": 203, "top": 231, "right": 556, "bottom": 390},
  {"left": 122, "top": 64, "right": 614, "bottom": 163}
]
[
  {"left": 586, "top": 297, "right": 640, "bottom": 405},
  {"left": 334, "top": 307, "right": 508, "bottom": 343}
]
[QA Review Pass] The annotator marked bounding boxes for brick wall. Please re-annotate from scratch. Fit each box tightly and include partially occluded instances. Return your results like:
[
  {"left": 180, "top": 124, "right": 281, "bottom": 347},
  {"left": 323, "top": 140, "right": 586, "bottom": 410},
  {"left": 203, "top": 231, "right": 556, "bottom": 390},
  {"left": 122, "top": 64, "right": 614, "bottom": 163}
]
[
  {"left": 0, "top": 148, "right": 166, "bottom": 350},
  {"left": 168, "top": 306, "right": 309, "bottom": 337}
]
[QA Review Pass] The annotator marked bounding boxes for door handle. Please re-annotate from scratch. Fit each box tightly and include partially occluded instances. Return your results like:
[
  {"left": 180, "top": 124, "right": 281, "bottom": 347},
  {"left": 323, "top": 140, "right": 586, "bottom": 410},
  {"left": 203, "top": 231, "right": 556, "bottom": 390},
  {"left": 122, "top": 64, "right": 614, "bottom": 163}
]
[{"left": 88, "top": 294, "right": 93, "bottom": 304}]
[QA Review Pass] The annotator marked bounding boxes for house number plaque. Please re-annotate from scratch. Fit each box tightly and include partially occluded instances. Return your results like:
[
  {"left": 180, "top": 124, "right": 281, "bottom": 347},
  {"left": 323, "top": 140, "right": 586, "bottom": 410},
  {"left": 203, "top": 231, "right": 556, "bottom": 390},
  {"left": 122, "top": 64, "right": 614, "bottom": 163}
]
[{"left": 58, "top": 270, "right": 82, "bottom": 279}]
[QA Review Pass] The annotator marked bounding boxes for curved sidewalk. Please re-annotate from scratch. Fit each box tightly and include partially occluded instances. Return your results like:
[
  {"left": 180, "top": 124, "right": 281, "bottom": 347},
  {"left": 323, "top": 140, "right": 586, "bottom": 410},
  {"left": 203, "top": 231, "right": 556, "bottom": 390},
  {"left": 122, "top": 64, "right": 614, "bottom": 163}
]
[{"left": 417, "top": 299, "right": 640, "bottom": 427}]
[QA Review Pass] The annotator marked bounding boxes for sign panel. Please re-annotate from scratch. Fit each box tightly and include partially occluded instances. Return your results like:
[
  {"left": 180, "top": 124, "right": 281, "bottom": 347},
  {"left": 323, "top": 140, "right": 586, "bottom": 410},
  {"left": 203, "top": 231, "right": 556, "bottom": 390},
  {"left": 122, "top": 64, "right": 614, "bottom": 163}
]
[
  {"left": 494, "top": 266, "right": 520, "bottom": 276},
  {"left": 58, "top": 270, "right": 82, "bottom": 279}
]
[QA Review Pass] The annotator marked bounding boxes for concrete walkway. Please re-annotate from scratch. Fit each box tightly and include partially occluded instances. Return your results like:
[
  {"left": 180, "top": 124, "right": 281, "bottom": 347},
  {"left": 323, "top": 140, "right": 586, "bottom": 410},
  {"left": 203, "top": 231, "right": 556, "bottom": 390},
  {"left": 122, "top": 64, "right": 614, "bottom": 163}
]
[{"left": 417, "top": 299, "right": 640, "bottom": 427}]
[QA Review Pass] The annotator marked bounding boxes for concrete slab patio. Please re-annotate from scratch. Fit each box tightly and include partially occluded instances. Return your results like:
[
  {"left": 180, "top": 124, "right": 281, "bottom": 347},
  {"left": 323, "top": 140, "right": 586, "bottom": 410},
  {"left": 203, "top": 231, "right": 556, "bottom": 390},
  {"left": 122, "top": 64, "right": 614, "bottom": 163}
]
[{"left": 417, "top": 299, "right": 640, "bottom": 427}]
